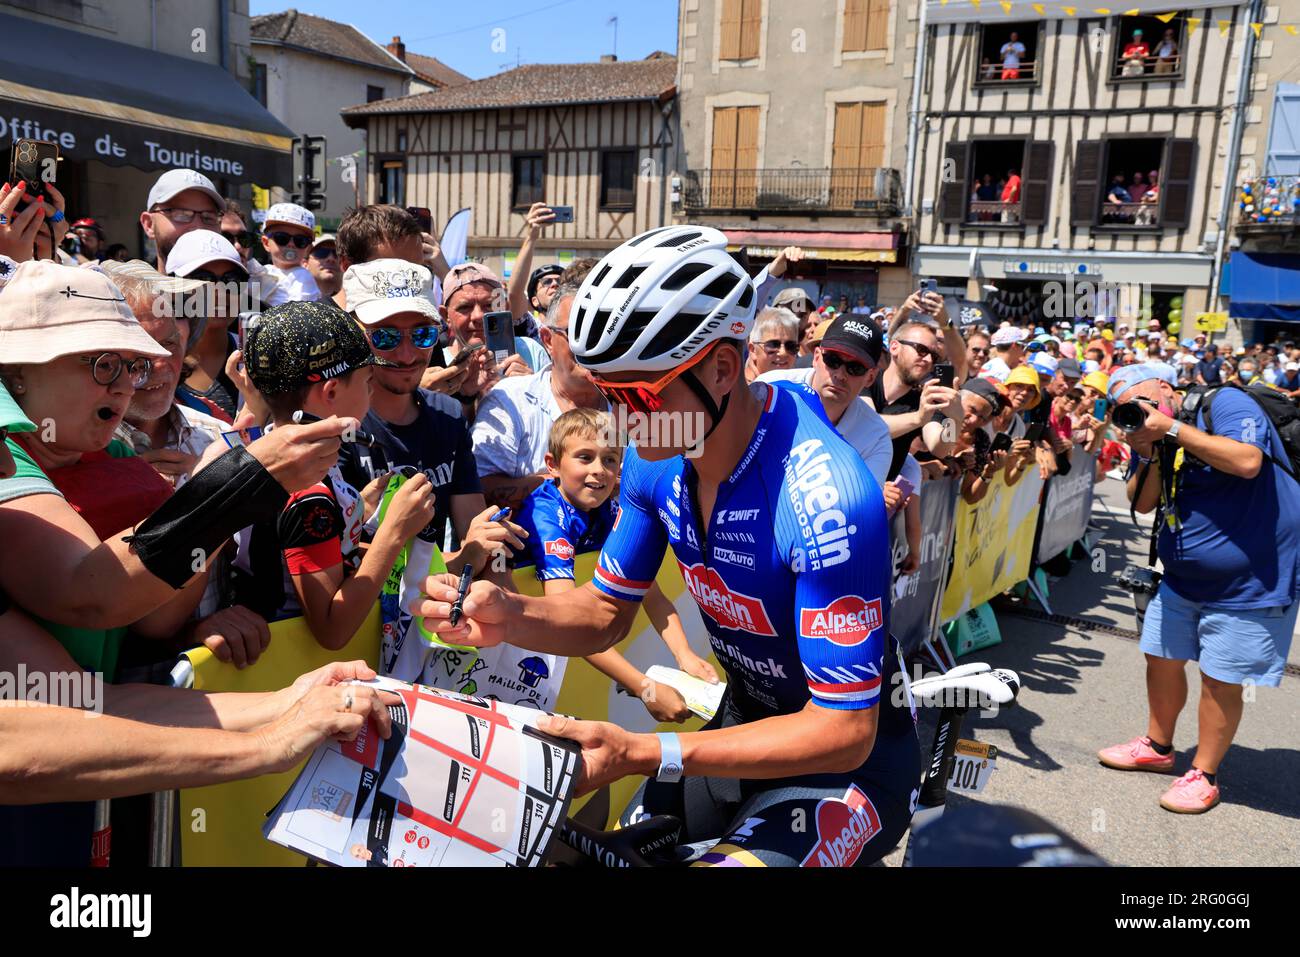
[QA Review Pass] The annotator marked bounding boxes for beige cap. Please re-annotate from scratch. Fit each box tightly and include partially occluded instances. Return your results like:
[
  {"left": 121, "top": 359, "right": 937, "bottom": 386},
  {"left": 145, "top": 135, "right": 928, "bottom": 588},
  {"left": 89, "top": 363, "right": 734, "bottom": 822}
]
[
  {"left": 0, "top": 260, "right": 169, "bottom": 364},
  {"left": 342, "top": 259, "right": 440, "bottom": 326}
]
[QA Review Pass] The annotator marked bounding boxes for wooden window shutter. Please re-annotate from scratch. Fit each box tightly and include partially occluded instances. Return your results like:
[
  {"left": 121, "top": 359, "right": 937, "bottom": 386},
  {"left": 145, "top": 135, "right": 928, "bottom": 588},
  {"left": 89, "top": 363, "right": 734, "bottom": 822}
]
[
  {"left": 843, "top": 0, "right": 869, "bottom": 53},
  {"left": 1071, "top": 140, "right": 1104, "bottom": 226},
  {"left": 1020, "top": 140, "right": 1055, "bottom": 225},
  {"left": 859, "top": 103, "right": 887, "bottom": 169},
  {"left": 866, "top": 0, "right": 890, "bottom": 52},
  {"left": 938, "top": 140, "right": 970, "bottom": 224},
  {"left": 711, "top": 107, "right": 738, "bottom": 170},
  {"left": 734, "top": 106, "right": 760, "bottom": 205},
  {"left": 720, "top": 0, "right": 743, "bottom": 60},
  {"left": 1160, "top": 138, "right": 1197, "bottom": 229},
  {"left": 739, "top": 0, "right": 762, "bottom": 60}
]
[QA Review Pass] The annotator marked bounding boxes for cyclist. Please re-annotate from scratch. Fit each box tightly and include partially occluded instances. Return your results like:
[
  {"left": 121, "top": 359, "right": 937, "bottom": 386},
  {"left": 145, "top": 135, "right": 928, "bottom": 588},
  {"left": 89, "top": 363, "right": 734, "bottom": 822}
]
[{"left": 418, "top": 225, "right": 920, "bottom": 867}]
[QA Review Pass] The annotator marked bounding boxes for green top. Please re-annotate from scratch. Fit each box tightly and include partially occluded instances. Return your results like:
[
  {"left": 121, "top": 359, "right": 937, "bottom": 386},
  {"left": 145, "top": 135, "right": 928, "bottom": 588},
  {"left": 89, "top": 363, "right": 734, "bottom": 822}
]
[{"left": 1, "top": 437, "right": 131, "bottom": 679}]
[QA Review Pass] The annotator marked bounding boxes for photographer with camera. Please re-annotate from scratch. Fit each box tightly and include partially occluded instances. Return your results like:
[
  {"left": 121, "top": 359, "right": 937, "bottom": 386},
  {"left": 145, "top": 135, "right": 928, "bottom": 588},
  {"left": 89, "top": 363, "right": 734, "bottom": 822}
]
[{"left": 1098, "top": 363, "right": 1300, "bottom": 814}]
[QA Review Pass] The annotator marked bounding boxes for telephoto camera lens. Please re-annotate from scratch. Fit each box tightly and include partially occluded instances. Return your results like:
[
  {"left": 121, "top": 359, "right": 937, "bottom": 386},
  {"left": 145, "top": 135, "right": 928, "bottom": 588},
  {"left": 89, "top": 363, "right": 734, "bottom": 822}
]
[{"left": 1112, "top": 401, "right": 1149, "bottom": 433}]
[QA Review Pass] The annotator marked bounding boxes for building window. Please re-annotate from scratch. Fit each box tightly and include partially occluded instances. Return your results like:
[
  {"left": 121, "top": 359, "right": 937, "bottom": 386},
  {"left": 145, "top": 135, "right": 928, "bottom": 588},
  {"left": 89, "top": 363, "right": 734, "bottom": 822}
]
[
  {"left": 938, "top": 138, "right": 1054, "bottom": 227},
  {"left": 367, "top": 84, "right": 385, "bottom": 103},
  {"left": 251, "top": 62, "right": 268, "bottom": 107},
  {"left": 512, "top": 153, "right": 544, "bottom": 209},
  {"left": 1110, "top": 14, "right": 1184, "bottom": 80},
  {"left": 378, "top": 159, "right": 405, "bottom": 205},
  {"left": 831, "top": 102, "right": 886, "bottom": 208},
  {"left": 397, "top": 130, "right": 408, "bottom": 152},
  {"left": 720, "top": 0, "right": 762, "bottom": 61},
  {"left": 600, "top": 150, "right": 636, "bottom": 209},
  {"left": 709, "top": 106, "right": 760, "bottom": 207},
  {"left": 1072, "top": 137, "right": 1195, "bottom": 229},
  {"left": 974, "top": 22, "right": 1041, "bottom": 86},
  {"left": 843, "top": 0, "right": 890, "bottom": 54}
]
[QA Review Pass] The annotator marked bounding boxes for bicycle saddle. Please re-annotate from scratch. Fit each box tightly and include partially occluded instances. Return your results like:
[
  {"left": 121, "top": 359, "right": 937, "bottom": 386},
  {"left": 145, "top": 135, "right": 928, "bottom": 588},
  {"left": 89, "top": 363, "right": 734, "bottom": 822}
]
[
  {"left": 909, "top": 664, "right": 1021, "bottom": 708},
  {"left": 560, "top": 815, "right": 685, "bottom": 867}
]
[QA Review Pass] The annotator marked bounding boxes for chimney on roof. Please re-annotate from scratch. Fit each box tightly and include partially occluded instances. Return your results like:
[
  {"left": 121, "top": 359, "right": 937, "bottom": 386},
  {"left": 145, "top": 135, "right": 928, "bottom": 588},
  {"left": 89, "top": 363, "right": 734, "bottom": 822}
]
[
  {"left": 387, "top": 36, "right": 406, "bottom": 62},
  {"left": 600, "top": 54, "right": 617, "bottom": 63}
]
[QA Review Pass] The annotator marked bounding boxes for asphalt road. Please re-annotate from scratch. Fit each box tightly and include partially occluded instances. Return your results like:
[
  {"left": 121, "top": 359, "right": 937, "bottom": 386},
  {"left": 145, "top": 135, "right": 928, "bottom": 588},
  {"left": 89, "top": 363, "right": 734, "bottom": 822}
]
[{"left": 884, "top": 472, "right": 1300, "bottom": 867}]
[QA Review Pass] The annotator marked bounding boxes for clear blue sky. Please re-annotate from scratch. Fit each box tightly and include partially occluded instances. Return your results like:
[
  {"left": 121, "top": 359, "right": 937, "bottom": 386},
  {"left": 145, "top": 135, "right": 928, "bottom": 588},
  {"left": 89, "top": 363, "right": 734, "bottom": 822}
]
[{"left": 250, "top": 0, "right": 679, "bottom": 80}]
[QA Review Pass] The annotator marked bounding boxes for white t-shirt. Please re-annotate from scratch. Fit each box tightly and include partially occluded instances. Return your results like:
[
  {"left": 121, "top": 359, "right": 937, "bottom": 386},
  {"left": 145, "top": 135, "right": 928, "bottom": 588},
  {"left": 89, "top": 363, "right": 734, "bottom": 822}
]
[
  {"left": 262, "top": 263, "right": 321, "bottom": 305},
  {"left": 1000, "top": 41, "right": 1025, "bottom": 68},
  {"left": 759, "top": 368, "right": 893, "bottom": 487},
  {"left": 981, "top": 356, "right": 1013, "bottom": 381},
  {"left": 471, "top": 370, "right": 565, "bottom": 478}
]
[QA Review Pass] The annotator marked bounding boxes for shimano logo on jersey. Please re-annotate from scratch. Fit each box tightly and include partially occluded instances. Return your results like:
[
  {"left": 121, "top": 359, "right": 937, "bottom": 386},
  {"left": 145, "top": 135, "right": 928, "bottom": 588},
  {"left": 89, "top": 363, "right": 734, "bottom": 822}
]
[
  {"left": 665, "top": 497, "right": 680, "bottom": 518},
  {"left": 800, "top": 596, "right": 883, "bottom": 647},
  {"left": 679, "top": 562, "right": 777, "bottom": 635},
  {"left": 800, "top": 785, "right": 883, "bottom": 868},
  {"left": 785, "top": 439, "right": 855, "bottom": 570},
  {"left": 658, "top": 508, "right": 681, "bottom": 540},
  {"left": 713, "top": 547, "right": 755, "bottom": 569},
  {"left": 710, "top": 636, "right": 788, "bottom": 679}
]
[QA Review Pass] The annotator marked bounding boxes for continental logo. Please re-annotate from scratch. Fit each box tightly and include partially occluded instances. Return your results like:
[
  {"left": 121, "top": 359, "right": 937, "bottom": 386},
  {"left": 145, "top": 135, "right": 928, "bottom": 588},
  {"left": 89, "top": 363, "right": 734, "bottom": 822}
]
[{"left": 800, "top": 596, "right": 883, "bottom": 647}]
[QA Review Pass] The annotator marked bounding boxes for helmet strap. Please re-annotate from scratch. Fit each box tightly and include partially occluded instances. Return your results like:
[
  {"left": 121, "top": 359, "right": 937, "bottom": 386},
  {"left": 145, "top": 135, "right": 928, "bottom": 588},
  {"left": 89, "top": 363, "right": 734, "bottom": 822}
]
[{"left": 681, "top": 369, "right": 730, "bottom": 441}]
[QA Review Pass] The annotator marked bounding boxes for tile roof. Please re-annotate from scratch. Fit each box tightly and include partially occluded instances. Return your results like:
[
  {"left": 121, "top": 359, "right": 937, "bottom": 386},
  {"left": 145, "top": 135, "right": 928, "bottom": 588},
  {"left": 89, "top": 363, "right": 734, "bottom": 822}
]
[
  {"left": 405, "top": 52, "right": 471, "bottom": 89},
  {"left": 342, "top": 55, "right": 677, "bottom": 119},
  {"left": 252, "top": 10, "right": 412, "bottom": 76}
]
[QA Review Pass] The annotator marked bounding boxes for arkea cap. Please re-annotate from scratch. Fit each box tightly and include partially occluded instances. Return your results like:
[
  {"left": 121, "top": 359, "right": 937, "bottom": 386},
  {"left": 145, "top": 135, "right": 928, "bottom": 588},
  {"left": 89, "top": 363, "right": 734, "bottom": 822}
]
[
  {"left": 442, "top": 262, "right": 504, "bottom": 305},
  {"left": 0, "top": 260, "right": 168, "bottom": 364},
  {"left": 147, "top": 168, "right": 223, "bottom": 211},
  {"left": 1107, "top": 361, "right": 1178, "bottom": 400},
  {"left": 820, "top": 314, "right": 883, "bottom": 365},
  {"left": 264, "top": 203, "right": 315, "bottom": 231},
  {"left": 342, "top": 259, "right": 440, "bottom": 326},
  {"left": 0, "top": 380, "right": 35, "bottom": 433},
  {"left": 165, "top": 230, "right": 248, "bottom": 279},
  {"left": 244, "top": 300, "right": 387, "bottom": 396}
]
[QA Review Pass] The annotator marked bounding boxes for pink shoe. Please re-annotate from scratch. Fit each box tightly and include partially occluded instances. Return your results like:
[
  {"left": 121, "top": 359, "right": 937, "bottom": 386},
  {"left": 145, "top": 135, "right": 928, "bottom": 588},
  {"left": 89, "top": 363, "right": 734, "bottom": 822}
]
[
  {"left": 1160, "top": 768, "right": 1221, "bottom": 814},
  {"left": 1097, "top": 735, "right": 1175, "bottom": 773}
]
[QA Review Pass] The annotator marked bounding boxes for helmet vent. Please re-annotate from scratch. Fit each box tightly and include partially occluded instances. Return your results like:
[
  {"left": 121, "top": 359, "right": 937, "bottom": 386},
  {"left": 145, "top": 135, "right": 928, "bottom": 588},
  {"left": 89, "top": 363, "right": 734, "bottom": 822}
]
[
  {"left": 737, "top": 282, "right": 753, "bottom": 310},
  {"left": 659, "top": 230, "right": 701, "bottom": 248},
  {"left": 700, "top": 272, "right": 743, "bottom": 301},
  {"left": 586, "top": 310, "right": 659, "bottom": 365},
  {"left": 638, "top": 312, "right": 710, "bottom": 362},
  {"left": 614, "top": 264, "right": 647, "bottom": 288},
  {"left": 660, "top": 262, "right": 711, "bottom": 291},
  {"left": 627, "top": 227, "right": 671, "bottom": 248},
  {"left": 581, "top": 308, "right": 612, "bottom": 351},
  {"left": 590, "top": 263, "right": 612, "bottom": 287}
]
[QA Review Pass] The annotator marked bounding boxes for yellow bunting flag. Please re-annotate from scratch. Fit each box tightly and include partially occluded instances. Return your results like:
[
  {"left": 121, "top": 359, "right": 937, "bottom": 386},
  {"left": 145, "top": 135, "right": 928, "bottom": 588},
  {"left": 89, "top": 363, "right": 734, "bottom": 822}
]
[
  {"left": 1032, "top": 2, "right": 1045, "bottom": 11},
  {"left": 1062, "top": 5, "right": 1077, "bottom": 15},
  {"left": 1001, "top": 0, "right": 1013, "bottom": 12},
  {"left": 1286, "top": 25, "right": 1299, "bottom": 36},
  {"left": 1155, "top": 10, "right": 1178, "bottom": 22},
  {"left": 1094, "top": 8, "right": 1111, "bottom": 13},
  {"left": 1186, "top": 16, "right": 1200, "bottom": 34},
  {"left": 970, "top": 0, "right": 981, "bottom": 8},
  {"left": 1122, "top": 7, "right": 1138, "bottom": 14},
  {"left": 1251, "top": 22, "right": 1263, "bottom": 38},
  {"left": 1218, "top": 19, "right": 1232, "bottom": 35}
]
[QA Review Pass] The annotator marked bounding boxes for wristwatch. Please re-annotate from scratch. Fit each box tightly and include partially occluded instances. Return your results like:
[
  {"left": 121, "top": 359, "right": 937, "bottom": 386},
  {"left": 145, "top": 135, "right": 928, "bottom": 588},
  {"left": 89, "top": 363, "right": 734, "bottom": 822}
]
[{"left": 1165, "top": 420, "right": 1182, "bottom": 442}]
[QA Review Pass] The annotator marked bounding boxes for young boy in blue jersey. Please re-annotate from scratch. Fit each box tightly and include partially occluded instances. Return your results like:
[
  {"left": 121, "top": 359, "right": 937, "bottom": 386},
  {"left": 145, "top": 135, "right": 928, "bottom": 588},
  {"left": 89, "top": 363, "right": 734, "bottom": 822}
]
[{"left": 515, "top": 408, "right": 717, "bottom": 722}]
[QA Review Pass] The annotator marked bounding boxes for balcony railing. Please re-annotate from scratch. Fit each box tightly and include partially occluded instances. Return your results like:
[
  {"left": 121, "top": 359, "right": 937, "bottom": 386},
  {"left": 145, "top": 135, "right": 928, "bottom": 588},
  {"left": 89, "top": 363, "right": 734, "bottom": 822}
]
[
  {"left": 967, "top": 200, "right": 1021, "bottom": 224},
  {"left": 1237, "top": 175, "right": 1300, "bottom": 230},
  {"left": 681, "top": 167, "right": 902, "bottom": 216},
  {"left": 1100, "top": 200, "right": 1161, "bottom": 227},
  {"left": 975, "top": 60, "right": 1038, "bottom": 84}
]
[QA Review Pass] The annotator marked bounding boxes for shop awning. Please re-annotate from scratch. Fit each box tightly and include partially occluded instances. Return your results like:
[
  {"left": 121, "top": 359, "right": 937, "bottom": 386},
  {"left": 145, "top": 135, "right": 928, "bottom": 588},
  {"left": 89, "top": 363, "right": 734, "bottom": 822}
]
[
  {"left": 725, "top": 229, "right": 898, "bottom": 264},
  {"left": 0, "top": 12, "right": 293, "bottom": 185},
  {"left": 1225, "top": 251, "right": 1300, "bottom": 322}
]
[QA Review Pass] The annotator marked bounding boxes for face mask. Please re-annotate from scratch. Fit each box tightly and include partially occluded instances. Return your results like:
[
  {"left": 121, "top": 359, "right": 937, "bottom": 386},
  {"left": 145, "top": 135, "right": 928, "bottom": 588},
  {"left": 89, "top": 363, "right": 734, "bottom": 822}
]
[{"left": 1240, "top": 371, "right": 1256, "bottom": 383}]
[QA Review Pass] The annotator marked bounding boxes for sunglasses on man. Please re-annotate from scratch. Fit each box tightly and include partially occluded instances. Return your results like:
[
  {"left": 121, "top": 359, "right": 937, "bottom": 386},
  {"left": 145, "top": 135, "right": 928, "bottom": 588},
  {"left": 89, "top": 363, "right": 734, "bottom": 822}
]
[
  {"left": 366, "top": 325, "right": 441, "bottom": 351},
  {"left": 760, "top": 339, "right": 799, "bottom": 355},
  {"left": 266, "top": 231, "right": 312, "bottom": 249},
  {"left": 821, "top": 350, "right": 871, "bottom": 377},
  {"left": 221, "top": 230, "right": 256, "bottom": 248},
  {"left": 894, "top": 338, "right": 941, "bottom": 362},
  {"left": 308, "top": 245, "right": 338, "bottom": 261}
]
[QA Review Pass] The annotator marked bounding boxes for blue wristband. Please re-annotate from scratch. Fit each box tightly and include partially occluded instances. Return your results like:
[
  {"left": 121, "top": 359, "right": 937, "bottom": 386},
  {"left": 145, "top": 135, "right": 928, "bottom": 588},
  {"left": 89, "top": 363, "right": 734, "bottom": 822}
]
[
  {"left": 48, "top": 209, "right": 64, "bottom": 223},
  {"left": 655, "top": 732, "right": 683, "bottom": 783}
]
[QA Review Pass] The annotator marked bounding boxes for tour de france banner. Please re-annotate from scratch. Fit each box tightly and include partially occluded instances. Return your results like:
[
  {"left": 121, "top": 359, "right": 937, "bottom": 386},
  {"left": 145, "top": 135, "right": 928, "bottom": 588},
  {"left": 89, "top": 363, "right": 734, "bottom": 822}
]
[
  {"left": 940, "top": 468, "right": 1046, "bottom": 623},
  {"left": 1036, "top": 449, "right": 1099, "bottom": 565},
  {"left": 177, "top": 555, "right": 711, "bottom": 866},
  {"left": 889, "top": 475, "right": 960, "bottom": 656}
]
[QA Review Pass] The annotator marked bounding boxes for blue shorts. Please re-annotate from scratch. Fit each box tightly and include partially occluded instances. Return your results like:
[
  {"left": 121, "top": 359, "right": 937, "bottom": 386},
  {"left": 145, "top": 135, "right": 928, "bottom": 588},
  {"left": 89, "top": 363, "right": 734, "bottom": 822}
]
[{"left": 1140, "top": 584, "right": 1297, "bottom": 687}]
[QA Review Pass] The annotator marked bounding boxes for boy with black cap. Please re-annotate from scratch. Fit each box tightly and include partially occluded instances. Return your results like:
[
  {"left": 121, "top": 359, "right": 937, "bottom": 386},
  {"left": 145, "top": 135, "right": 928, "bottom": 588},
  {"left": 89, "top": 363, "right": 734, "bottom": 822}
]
[{"left": 235, "top": 301, "right": 436, "bottom": 649}]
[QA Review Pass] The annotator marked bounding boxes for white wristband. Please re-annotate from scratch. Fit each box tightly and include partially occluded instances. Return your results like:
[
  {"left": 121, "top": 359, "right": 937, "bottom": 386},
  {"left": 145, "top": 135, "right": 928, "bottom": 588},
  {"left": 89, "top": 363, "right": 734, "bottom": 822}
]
[{"left": 655, "top": 732, "right": 683, "bottom": 783}]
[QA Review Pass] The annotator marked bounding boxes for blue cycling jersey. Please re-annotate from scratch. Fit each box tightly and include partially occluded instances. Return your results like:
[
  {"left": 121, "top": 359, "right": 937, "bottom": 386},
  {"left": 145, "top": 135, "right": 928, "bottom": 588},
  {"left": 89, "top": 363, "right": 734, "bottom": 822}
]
[
  {"left": 595, "top": 384, "right": 908, "bottom": 731},
  {"left": 514, "top": 480, "right": 618, "bottom": 581}
]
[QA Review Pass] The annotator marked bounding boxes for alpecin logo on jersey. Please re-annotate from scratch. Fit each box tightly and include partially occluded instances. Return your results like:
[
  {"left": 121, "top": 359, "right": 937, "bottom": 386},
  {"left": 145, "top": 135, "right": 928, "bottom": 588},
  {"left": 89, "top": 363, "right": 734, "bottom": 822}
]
[
  {"left": 800, "top": 596, "right": 883, "bottom": 647},
  {"left": 544, "top": 538, "right": 575, "bottom": 561},
  {"left": 678, "top": 562, "right": 777, "bottom": 635},
  {"left": 800, "top": 784, "right": 882, "bottom": 867}
]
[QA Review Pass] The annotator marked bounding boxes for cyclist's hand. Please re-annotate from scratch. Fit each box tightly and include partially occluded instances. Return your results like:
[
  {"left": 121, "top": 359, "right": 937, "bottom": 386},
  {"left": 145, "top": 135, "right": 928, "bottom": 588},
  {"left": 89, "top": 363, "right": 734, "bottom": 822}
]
[
  {"left": 643, "top": 681, "right": 691, "bottom": 724},
  {"left": 675, "top": 649, "right": 719, "bottom": 684},
  {"left": 415, "top": 573, "right": 510, "bottom": 648},
  {"left": 534, "top": 714, "right": 641, "bottom": 796}
]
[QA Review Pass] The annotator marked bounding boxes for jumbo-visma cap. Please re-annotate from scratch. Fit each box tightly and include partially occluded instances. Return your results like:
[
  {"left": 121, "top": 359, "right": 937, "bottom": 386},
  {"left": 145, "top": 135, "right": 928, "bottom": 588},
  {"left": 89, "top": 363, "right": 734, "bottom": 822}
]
[{"left": 244, "top": 300, "right": 387, "bottom": 395}]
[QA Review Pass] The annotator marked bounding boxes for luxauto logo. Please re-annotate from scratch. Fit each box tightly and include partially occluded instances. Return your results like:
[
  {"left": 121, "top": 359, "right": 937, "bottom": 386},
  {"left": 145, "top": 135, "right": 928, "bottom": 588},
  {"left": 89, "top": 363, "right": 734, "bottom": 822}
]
[{"left": 50, "top": 887, "right": 151, "bottom": 937}]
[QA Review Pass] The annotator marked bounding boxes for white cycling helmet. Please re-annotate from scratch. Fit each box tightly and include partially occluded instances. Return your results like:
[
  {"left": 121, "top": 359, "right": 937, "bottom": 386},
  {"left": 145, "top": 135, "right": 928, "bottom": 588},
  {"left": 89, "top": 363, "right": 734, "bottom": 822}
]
[{"left": 569, "top": 225, "right": 756, "bottom": 375}]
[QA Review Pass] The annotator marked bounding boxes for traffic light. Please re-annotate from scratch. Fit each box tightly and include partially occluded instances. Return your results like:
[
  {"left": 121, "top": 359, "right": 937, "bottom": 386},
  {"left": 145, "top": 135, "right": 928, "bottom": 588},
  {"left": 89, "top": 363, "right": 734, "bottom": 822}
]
[{"left": 291, "top": 134, "right": 326, "bottom": 211}]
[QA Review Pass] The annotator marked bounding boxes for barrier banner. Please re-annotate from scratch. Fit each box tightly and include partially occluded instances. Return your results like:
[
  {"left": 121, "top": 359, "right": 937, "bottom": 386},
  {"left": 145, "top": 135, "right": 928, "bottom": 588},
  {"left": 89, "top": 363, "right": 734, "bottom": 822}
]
[
  {"left": 1035, "top": 448, "right": 1099, "bottom": 565},
  {"left": 889, "top": 475, "right": 960, "bottom": 656},
  {"left": 177, "top": 554, "right": 711, "bottom": 866},
  {"left": 940, "top": 467, "right": 1045, "bottom": 622}
]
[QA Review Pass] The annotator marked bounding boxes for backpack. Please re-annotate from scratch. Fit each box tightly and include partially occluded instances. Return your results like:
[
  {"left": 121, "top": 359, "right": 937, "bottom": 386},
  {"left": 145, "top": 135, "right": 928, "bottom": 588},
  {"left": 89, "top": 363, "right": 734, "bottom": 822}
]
[{"left": 1184, "top": 381, "right": 1300, "bottom": 481}]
